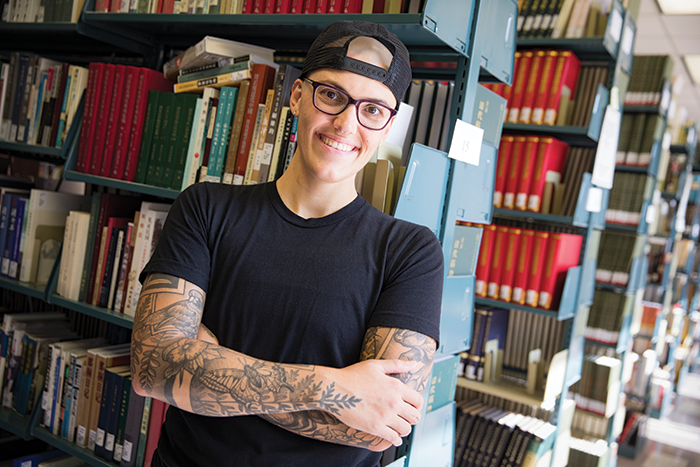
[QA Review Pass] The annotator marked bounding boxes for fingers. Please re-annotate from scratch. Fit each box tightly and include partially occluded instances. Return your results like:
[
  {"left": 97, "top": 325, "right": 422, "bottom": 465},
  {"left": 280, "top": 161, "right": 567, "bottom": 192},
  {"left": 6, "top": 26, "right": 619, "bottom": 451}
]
[{"left": 379, "top": 358, "right": 418, "bottom": 375}]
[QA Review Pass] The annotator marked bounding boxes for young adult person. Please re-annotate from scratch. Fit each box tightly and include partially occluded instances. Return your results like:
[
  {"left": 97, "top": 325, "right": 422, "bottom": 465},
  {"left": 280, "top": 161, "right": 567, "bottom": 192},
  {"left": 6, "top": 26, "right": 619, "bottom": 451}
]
[{"left": 131, "top": 20, "right": 444, "bottom": 467}]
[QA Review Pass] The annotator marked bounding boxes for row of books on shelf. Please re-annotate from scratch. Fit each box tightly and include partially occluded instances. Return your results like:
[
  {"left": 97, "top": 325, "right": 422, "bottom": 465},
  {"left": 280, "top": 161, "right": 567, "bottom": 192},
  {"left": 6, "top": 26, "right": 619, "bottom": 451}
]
[
  {"left": 481, "top": 49, "right": 582, "bottom": 127},
  {"left": 595, "top": 230, "right": 644, "bottom": 287},
  {"left": 616, "top": 112, "right": 662, "bottom": 167},
  {"left": 585, "top": 289, "right": 627, "bottom": 346},
  {"left": 0, "top": 314, "right": 164, "bottom": 467},
  {"left": 0, "top": 53, "right": 87, "bottom": 149},
  {"left": 571, "top": 406, "right": 611, "bottom": 440},
  {"left": 605, "top": 172, "right": 652, "bottom": 226},
  {"left": 453, "top": 398, "right": 557, "bottom": 467},
  {"left": 93, "top": 0, "right": 415, "bottom": 14},
  {"left": 472, "top": 222, "right": 582, "bottom": 310},
  {"left": 567, "top": 437, "right": 610, "bottom": 467},
  {"left": 568, "top": 354, "right": 621, "bottom": 417},
  {"left": 460, "top": 308, "right": 567, "bottom": 383},
  {"left": 624, "top": 54, "right": 674, "bottom": 107},
  {"left": 0, "top": 0, "right": 83, "bottom": 23},
  {"left": 517, "top": 0, "right": 613, "bottom": 40},
  {"left": 5, "top": 449, "right": 89, "bottom": 467},
  {"left": 617, "top": 410, "right": 645, "bottom": 449}
]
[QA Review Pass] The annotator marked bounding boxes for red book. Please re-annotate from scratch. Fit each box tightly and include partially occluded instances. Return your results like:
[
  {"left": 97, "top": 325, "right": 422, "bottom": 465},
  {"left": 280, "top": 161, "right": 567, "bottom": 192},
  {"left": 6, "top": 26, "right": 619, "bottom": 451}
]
[
  {"left": 143, "top": 399, "right": 167, "bottom": 467},
  {"left": 93, "top": 216, "right": 131, "bottom": 306},
  {"left": 498, "top": 227, "right": 522, "bottom": 302},
  {"left": 86, "top": 194, "right": 143, "bottom": 305},
  {"left": 490, "top": 83, "right": 503, "bottom": 96},
  {"left": 527, "top": 136, "right": 569, "bottom": 213},
  {"left": 123, "top": 68, "right": 173, "bottom": 182},
  {"left": 372, "top": 0, "right": 385, "bottom": 12},
  {"left": 95, "top": 0, "right": 110, "bottom": 12},
  {"left": 99, "top": 65, "right": 127, "bottom": 178},
  {"left": 502, "top": 136, "right": 525, "bottom": 209},
  {"left": 525, "top": 231, "right": 549, "bottom": 307},
  {"left": 109, "top": 0, "right": 120, "bottom": 12},
  {"left": 487, "top": 226, "right": 509, "bottom": 299},
  {"left": 110, "top": 66, "right": 141, "bottom": 179},
  {"left": 507, "top": 51, "right": 533, "bottom": 124},
  {"left": 290, "top": 0, "right": 304, "bottom": 12},
  {"left": 531, "top": 50, "right": 558, "bottom": 125},
  {"left": 538, "top": 233, "right": 582, "bottom": 310},
  {"left": 233, "top": 64, "right": 276, "bottom": 185},
  {"left": 263, "top": 0, "right": 275, "bottom": 12},
  {"left": 543, "top": 50, "right": 581, "bottom": 126},
  {"left": 512, "top": 229, "right": 535, "bottom": 305},
  {"left": 89, "top": 64, "right": 116, "bottom": 176},
  {"left": 518, "top": 50, "right": 544, "bottom": 124},
  {"left": 475, "top": 224, "right": 497, "bottom": 297},
  {"left": 48, "top": 62, "right": 71, "bottom": 150},
  {"left": 493, "top": 136, "right": 514, "bottom": 208},
  {"left": 302, "top": 0, "right": 313, "bottom": 12},
  {"left": 327, "top": 0, "right": 340, "bottom": 12},
  {"left": 161, "top": 0, "right": 175, "bottom": 14},
  {"left": 514, "top": 136, "right": 540, "bottom": 211},
  {"left": 276, "top": 0, "right": 291, "bottom": 12},
  {"left": 77, "top": 62, "right": 104, "bottom": 173},
  {"left": 241, "top": 0, "right": 254, "bottom": 12},
  {"left": 252, "top": 0, "right": 264, "bottom": 12},
  {"left": 315, "top": 0, "right": 328, "bottom": 12},
  {"left": 342, "top": 0, "right": 361, "bottom": 12}
]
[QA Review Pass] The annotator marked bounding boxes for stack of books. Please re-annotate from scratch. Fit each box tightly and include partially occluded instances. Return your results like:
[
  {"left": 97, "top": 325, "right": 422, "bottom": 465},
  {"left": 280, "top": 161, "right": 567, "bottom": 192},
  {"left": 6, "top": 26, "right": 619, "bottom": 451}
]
[
  {"left": 472, "top": 223, "right": 582, "bottom": 310},
  {"left": 604, "top": 172, "right": 653, "bottom": 227},
  {"left": 453, "top": 399, "right": 557, "bottom": 467},
  {"left": 1, "top": 0, "right": 85, "bottom": 22},
  {"left": 624, "top": 55, "right": 675, "bottom": 107},
  {"left": 568, "top": 354, "right": 621, "bottom": 417},
  {"left": 0, "top": 53, "right": 88, "bottom": 148},
  {"left": 616, "top": 112, "right": 663, "bottom": 167},
  {"left": 585, "top": 289, "right": 626, "bottom": 346},
  {"left": 517, "top": 0, "right": 615, "bottom": 39},
  {"left": 595, "top": 231, "right": 645, "bottom": 287},
  {"left": 567, "top": 437, "right": 610, "bottom": 466}
]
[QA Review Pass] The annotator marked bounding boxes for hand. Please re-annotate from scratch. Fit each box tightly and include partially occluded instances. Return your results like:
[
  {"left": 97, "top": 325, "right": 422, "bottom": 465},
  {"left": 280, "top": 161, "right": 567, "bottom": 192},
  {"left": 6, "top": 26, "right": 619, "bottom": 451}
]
[{"left": 328, "top": 359, "right": 423, "bottom": 447}]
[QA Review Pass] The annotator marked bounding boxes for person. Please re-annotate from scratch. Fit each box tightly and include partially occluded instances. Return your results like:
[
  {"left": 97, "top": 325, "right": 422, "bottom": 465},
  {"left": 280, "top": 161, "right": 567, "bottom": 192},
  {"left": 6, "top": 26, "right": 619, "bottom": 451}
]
[{"left": 131, "top": 20, "right": 444, "bottom": 467}]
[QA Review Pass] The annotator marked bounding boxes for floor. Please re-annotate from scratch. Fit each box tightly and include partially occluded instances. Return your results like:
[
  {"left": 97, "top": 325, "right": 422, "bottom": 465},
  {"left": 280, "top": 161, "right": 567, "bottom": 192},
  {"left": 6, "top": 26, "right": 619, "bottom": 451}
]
[{"left": 617, "top": 370, "right": 700, "bottom": 467}]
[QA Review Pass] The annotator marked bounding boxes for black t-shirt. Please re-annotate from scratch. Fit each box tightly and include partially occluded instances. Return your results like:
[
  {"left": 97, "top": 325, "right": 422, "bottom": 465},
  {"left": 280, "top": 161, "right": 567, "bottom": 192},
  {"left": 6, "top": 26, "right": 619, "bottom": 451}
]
[{"left": 140, "top": 182, "right": 444, "bottom": 467}]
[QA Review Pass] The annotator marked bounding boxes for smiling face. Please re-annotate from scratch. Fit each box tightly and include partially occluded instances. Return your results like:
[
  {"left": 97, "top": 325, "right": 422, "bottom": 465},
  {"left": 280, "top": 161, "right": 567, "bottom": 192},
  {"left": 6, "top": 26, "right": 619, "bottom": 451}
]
[{"left": 287, "top": 66, "right": 397, "bottom": 190}]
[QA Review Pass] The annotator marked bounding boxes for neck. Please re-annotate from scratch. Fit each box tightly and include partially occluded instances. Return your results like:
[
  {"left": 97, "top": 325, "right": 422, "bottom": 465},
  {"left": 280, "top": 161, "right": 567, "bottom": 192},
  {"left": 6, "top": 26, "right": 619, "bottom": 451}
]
[{"left": 276, "top": 160, "right": 359, "bottom": 220}]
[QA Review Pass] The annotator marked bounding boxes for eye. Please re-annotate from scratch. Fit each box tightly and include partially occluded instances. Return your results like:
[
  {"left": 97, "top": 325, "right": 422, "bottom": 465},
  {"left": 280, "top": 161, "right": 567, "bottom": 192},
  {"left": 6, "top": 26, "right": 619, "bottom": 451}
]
[
  {"left": 364, "top": 104, "right": 382, "bottom": 116},
  {"left": 318, "top": 87, "right": 344, "bottom": 103}
]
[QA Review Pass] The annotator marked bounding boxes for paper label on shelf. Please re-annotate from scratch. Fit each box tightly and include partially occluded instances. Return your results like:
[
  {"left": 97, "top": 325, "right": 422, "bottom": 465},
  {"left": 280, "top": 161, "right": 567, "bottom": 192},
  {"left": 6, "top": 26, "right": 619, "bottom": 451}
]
[
  {"left": 592, "top": 105, "right": 621, "bottom": 189},
  {"left": 661, "top": 87, "right": 671, "bottom": 113},
  {"left": 621, "top": 24, "right": 635, "bottom": 56},
  {"left": 449, "top": 119, "right": 484, "bottom": 166},
  {"left": 663, "top": 131, "right": 672, "bottom": 150},
  {"left": 646, "top": 204, "right": 657, "bottom": 224},
  {"left": 529, "top": 348, "right": 542, "bottom": 364},
  {"left": 586, "top": 187, "right": 603, "bottom": 213},
  {"left": 610, "top": 8, "right": 623, "bottom": 43}
]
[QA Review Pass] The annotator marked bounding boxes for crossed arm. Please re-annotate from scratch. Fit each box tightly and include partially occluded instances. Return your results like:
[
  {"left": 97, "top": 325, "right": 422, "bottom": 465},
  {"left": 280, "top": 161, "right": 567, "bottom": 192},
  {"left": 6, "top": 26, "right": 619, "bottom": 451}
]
[{"left": 131, "top": 273, "right": 436, "bottom": 450}]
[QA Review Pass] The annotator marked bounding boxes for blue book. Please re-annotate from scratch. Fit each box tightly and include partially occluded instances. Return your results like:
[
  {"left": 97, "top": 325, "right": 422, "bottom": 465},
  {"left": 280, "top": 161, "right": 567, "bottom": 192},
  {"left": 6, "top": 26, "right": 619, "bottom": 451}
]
[
  {"left": 94, "top": 364, "right": 114, "bottom": 458},
  {"left": 8, "top": 196, "right": 27, "bottom": 279},
  {"left": 11, "top": 448, "right": 65, "bottom": 467},
  {"left": 212, "top": 87, "right": 238, "bottom": 180},
  {"left": 1, "top": 194, "right": 18, "bottom": 276},
  {"left": 477, "top": 307, "right": 510, "bottom": 382},
  {"left": 0, "top": 193, "right": 14, "bottom": 267}
]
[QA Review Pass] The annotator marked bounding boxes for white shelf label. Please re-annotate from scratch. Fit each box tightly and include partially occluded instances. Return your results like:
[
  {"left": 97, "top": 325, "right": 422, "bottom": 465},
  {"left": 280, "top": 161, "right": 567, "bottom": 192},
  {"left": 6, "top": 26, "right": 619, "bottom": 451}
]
[
  {"left": 592, "top": 105, "right": 621, "bottom": 189},
  {"left": 449, "top": 119, "right": 484, "bottom": 166},
  {"left": 586, "top": 187, "right": 603, "bottom": 213},
  {"left": 610, "top": 8, "right": 623, "bottom": 43},
  {"left": 621, "top": 24, "right": 635, "bottom": 56}
]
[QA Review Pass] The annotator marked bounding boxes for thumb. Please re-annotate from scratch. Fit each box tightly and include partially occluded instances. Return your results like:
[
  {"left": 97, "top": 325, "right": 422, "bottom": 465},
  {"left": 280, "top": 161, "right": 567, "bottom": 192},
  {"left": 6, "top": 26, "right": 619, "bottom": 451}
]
[{"left": 379, "top": 359, "right": 417, "bottom": 375}]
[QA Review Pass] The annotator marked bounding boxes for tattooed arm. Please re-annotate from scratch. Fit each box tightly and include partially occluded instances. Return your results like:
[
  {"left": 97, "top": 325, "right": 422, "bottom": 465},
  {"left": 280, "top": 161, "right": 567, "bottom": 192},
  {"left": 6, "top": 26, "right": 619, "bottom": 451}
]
[
  {"left": 131, "top": 273, "right": 423, "bottom": 447},
  {"left": 259, "top": 327, "right": 436, "bottom": 451}
]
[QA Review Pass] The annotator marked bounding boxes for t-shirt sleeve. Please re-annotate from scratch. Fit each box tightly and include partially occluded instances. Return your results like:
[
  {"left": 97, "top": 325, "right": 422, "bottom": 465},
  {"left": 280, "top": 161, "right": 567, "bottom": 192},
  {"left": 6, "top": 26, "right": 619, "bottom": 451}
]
[
  {"left": 368, "top": 226, "right": 444, "bottom": 346},
  {"left": 139, "top": 184, "right": 212, "bottom": 292}
]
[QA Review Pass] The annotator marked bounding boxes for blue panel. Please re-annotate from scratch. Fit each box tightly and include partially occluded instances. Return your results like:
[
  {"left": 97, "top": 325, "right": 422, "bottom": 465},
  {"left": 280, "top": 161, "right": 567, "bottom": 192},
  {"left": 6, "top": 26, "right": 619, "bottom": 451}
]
[
  {"left": 618, "top": 11, "right": 636, "bottom": 76},
  {"left": 407, "top": 402, "right": 455, "bottom": 467},
  {"left": 616, "top": 312, "right": 632, "bottom": 354},
  {"left": 627, "top": 256, "right": 642, "bottom": 296},
  {"left": 603, "top": 0, "right": 624, "bottom": 59},
  {"left": 589, "top": 186, "right": 610, "bottom": 230},
  {"left": 455, "top": 143, "right": 498, "bottom": 224},
  {"left": 476, "top": 0, "right": 517, "bottom": 86},
  {"left": 438, "top": 275, "right": 475, "bottom": 356},
  {"left": 649, "top": 140, "right": 663, "bottom": 177},
  {"left": 573, "top": 173, "right": 593, "bottom": 228},
  {"left": 473, "top": 85, "right": 508, "bottom": 148},
  {"left": 587, "top": 85, "right": 611, "bottom": 143},
  {"left": 393, "top": 144, "right": 450, "bottom": 239},
  {"left": 422, "top": 0, "right": 475, "bottom": 55},
  {"left": 578, "top": 257, "right": 596, "bottom": 308},
  {"left": 565, "top": 335, "right": 585, "bottom": 388},
  {"left": 557, "top": 266, "right": 581, "bottom": 321},
  {"left": 637, "top": 200, "right": 651, "bottom": 235}
]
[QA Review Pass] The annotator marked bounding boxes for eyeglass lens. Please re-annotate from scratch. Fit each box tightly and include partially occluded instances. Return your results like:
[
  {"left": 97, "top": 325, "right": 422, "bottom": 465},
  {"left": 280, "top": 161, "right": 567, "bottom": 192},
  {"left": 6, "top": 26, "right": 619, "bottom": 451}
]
[{"left": 313, "top": 83, "right": 392, "bottom": 130}]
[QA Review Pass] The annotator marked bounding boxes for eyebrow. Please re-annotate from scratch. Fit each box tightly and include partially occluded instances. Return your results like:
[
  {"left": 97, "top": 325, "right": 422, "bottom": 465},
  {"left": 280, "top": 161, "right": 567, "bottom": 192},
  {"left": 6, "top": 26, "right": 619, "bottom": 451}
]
[{"left": 321, "top": 78, "right": 394, "bottom": 108}]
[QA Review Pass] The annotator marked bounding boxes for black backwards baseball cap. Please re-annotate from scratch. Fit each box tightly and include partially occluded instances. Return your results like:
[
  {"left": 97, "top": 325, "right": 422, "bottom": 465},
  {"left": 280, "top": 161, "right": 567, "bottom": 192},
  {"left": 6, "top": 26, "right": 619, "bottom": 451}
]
[{"left": 301, "top": 20, "right": 412, "bottom": 108}]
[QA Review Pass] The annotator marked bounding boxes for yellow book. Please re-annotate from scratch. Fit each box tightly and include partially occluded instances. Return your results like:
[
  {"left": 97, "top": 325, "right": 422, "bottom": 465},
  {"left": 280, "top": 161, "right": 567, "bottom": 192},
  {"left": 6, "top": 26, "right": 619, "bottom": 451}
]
[{"left": 174, "top": 68, "right": 251, "bottom": 94}]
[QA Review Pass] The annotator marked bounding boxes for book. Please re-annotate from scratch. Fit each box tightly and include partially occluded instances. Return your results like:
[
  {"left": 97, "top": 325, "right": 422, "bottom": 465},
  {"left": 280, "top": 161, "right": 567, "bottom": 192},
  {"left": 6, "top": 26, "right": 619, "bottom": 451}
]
[
  {"left": 502, "top": 136, "right": 525, "bottom": 209},
  {"left": 507, "top": 51, "right": 533, "bottom": 124},
  {"left": 196, "top": 92, "right": 221, "bottom": 183},
  {"left": 475, "top": 225, "right": 497, "bottom": 297},
  {"left": 525, "top": 231, "right": 549, "bottom": 307},
  {"left": 527, "top": 136, "right": 569, "bottom": 213},
  {"left": 246, "top": 88, "right": 275, "bottom": 184},
  {"left": 486, "top": 226, "right": 508, "bottom": 299},
  {"left": 99, "top": 64, "right": 128, "bottom": 178},
  {"left": 543, "top": 50, "right": 580, "bottom": 126},
  {"left": 174, "top": 68, "right": 252, "bottom": 94},
  {"left": 538, "top": 232, "right": 582, "bottom": 310},
  {"left": 221, "top": 79, "right": 251, "bottom": 185},
  {"left": 498, "top": 227, "right": 523, "bottom": 302},
  {"left": 531, "top": 50, "right": 558, "bottom": 124},
  {"left": 144, "top": 91, "right": 175, "bottom": 187},
  {"left": 514, "top": 136, "right": 540, "bottom": 211},
  {"left": 518, "top": 50, "right": 545, "bottom": 124},
  {"left": 110, "top": 66, "right": 142, "bottom": 179},
  {"left": 205, "top": 87, "right": 237, "bottom": 183},
  {"left": 493, "top": 136, "right": 513, "bottom": 208},
  {"left": 120, "top": 386, "right": 145, "bottom": 467},
  {"left": 181, "top": 87, "right": 218, "bottom": 189},
  {"left": 142, "top": 398, "right": 167, "bottom": 467},
  {"left": 163, "top": 36, "right": 275, "bottom": 80},
  {"left": 512, "top": 229, "right": 535, "bottom": 305}
]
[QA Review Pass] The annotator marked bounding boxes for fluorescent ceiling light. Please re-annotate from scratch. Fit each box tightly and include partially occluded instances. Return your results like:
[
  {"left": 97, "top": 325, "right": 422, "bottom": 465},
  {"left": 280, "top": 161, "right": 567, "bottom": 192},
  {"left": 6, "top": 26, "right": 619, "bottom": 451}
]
[
  {"left": 657, "top": 0, "right": 700, "bottom": 14},
  {"left": 684, "top": 55, "right": 700, "bottom": 85}
]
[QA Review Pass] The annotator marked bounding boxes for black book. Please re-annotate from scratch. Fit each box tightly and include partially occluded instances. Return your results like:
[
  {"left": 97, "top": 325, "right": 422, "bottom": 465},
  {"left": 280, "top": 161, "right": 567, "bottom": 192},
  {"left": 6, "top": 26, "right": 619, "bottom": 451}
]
[
  {"left": 477, "top": 412, "right": 515, "bottom": 467},
  {"left": 460, "top": 407, "right": 501, "bottom": 467},
  {"left": 99, "top": 226, "right": 123, "bottom": 308},
  {"left": 469, "top": 409, "right": 508, "bottom": 467},
  {"left": 486, "top": 414, "right": 524, "bottom": 467},
  {"left": 454, "top": 402, "right": 488, "bottom": 466}
]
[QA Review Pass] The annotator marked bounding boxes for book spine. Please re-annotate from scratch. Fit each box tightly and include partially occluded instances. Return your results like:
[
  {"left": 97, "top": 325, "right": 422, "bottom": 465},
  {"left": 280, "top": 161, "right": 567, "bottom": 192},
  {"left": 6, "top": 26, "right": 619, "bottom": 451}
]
[
  {"left": 475, "top": 225, "right": 496, "bottom": 297},
  {"left": 525, "top": 231, "right": 550, "bottom": 307}
]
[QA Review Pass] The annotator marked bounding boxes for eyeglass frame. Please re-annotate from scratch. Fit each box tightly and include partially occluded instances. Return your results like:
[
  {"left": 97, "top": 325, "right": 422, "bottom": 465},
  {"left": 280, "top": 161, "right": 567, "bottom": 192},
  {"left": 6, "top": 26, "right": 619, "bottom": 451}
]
[{"left": 303, "top": 78, "right": 397, "bottom": 131}]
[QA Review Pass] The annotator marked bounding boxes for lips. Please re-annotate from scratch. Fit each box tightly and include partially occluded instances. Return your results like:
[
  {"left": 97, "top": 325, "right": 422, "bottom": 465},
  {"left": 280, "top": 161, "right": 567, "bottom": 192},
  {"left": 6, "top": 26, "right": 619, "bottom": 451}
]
[{"left": 320, "top": 135, "right": 356, "bottom": 153}]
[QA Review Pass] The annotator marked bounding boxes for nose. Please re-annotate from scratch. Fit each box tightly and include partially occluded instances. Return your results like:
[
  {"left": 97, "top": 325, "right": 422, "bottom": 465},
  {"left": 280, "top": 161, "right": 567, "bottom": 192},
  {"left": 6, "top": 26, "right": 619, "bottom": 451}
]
[{"left": 333, "top": 104, "right": 359, "bottom": 134}]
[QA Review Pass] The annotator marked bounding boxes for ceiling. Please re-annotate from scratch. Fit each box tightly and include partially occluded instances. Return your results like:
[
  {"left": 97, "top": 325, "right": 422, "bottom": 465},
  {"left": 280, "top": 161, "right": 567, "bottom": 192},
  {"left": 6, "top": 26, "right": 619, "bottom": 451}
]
[{"left": 634, "top": 0, "right": 700, "bottom": 127}]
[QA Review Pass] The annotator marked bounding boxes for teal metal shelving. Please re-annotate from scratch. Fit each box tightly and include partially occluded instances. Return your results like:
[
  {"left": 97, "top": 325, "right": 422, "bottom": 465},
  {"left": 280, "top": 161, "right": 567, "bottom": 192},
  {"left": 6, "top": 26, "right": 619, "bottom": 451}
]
[{"left": 32, "top": 426, "right": 119, "bottom": 467}]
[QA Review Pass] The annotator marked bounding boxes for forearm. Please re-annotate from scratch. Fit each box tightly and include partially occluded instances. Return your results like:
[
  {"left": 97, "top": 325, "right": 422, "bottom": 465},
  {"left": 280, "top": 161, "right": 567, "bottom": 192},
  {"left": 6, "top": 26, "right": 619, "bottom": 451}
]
[{"left": 131, "top": 275, "right": 350, "bottom": 417}]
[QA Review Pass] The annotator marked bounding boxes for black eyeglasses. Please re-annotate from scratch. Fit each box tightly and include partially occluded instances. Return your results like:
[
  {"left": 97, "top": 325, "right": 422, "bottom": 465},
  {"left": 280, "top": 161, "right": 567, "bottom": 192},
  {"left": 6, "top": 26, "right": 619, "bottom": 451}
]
[{"left": 304, "top": 78, "right": 397, "bottom": 131}]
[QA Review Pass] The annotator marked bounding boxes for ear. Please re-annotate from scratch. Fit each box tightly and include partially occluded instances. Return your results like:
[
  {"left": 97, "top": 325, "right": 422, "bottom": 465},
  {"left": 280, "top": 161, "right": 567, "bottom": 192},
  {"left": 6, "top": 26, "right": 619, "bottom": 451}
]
[{"left": 289, "top": 78, "right": 304, "bottom": 116}]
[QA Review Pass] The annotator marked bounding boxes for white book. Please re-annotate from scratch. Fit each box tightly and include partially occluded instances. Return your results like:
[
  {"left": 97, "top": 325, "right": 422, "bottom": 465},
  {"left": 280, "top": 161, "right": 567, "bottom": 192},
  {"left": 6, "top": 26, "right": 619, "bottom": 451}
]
[
  {"left": 107, "top": 228, "right": 125, "bottom": 310},
  {"left": 18, "top": 189, "right": 90, "bottom": 284},
  {"left": 183, "top": 89, "right": 218, "bottom": 190},
  {"left": 123, "top": 201, "right": 171, "bottom": 316},
  {"left": 66, "top": 211, "right": 90, "bottom": 301}
]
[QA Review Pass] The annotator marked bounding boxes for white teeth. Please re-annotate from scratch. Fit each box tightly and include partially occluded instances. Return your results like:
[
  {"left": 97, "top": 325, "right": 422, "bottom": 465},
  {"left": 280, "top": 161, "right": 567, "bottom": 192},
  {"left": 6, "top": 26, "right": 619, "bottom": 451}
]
[{"left": 321, "top": 136, "right": 355, "bottom": 152}]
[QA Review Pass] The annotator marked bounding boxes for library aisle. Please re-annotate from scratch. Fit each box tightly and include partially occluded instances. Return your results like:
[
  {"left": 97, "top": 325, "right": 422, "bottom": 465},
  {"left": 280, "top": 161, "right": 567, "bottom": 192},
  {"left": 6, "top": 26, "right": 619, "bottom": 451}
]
[{"left": 618, "top": 366, "right": 700, "bottom": 467}]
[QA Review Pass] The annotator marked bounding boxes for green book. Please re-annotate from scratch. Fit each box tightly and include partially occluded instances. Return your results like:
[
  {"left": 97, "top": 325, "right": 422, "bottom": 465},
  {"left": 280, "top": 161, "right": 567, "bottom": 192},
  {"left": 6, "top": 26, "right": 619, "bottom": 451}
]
[
  {"left": 146, "top": 92, "right": 175, "bottom": 186},
  {"left": 172, "top": 97, "right": 202, "bottom": 191},
  {"left": 213, "top": 87, "right": 238, "bottom": 181},
  {"left": 78, "top": 192, "right": 102, "bottom": 303},
  {"left": 155, "top": 93, "right": 183, "bottom": 188},
  {"left": 134, "top": 396, "right": 152, "bottom": 467},
  {"left": 162, "top": 93, "right": 198, "bottom": 189},
  {"left": 134, "top": 91, "right": 162, "bottom": 185},
  {"left": 625, "top": 113, "right": 647, "bottom": 166},
  {"left": 114, "top": 375, "right": 131, "bottom": 462},
  {"left": 617, "top": 113, "right": 633, "bottom": 164}
]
